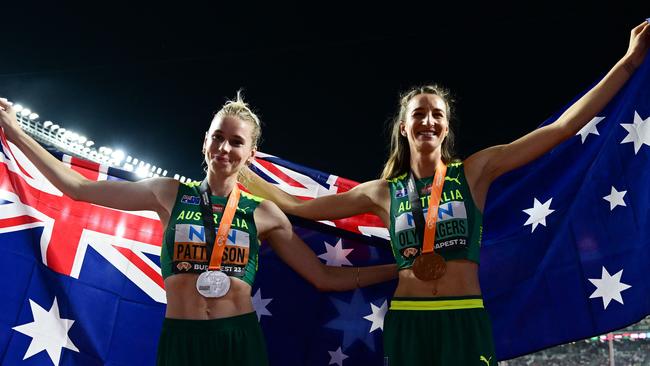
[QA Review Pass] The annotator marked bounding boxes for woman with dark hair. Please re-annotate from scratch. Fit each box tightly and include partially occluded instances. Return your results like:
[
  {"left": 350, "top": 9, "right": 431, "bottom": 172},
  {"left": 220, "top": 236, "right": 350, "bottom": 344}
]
[
  {"left": 241, "top": 21, "right": 649, "bottom": 365},
  {"left": 0, "top": 92, "right": 398, "bottom": 366}
]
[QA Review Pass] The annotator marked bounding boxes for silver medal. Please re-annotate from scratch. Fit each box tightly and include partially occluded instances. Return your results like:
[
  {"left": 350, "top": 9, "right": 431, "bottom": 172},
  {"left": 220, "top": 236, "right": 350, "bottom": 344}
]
[{"left": 196, "top": 270, "right": 231, "bottom": 298}]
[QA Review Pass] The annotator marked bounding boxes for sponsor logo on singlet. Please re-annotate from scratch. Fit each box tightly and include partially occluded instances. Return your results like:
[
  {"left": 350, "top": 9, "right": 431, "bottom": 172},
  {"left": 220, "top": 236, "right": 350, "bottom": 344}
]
[
  {"left": 394, "top": 201, "right": 468, "bottom": 232},
  {"left": 173, "top": 224, "right": 251, "bottom": 275},
  {"left": 394, "top": 201, "right": 468, "bottom": 252}
]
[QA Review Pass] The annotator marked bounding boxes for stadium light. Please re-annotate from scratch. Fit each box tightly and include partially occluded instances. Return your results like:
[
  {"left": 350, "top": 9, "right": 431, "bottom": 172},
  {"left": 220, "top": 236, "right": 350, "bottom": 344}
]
[
  {"left": 13, "top": 102, "right": 190, "bottom": 184},
  {"left": 111, "top": 149, "right": 125, "bottom": 162},
  {"left": 135, "top": 166, "right": 149, "bottom": 178}
]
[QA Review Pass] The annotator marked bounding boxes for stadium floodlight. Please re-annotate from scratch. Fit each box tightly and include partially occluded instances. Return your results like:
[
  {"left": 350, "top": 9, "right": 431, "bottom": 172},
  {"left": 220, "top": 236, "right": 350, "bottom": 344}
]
[
  {"left": 43, "top": 121, "right": 53, "bottom": 128},
  {"left": 162, "top": 170, "right": 168, "bottom": 176},
  {"left": 20, "top": 108, "right": 31, "bottom": 116},
  {"left": 144, "top": 163, "right": 151, "bottom": 169},
  {"left": 126, "top": 156, "right": 132, "bottom": 163},
  {"left": 29, "top": 113, "right": 39, "bottom": 120},
  {"left": 173, "top": 174, "right": 180, "bottom": 180},
  {"left": 156, "top": 167, "right": 162, "bottom": 174},
  {"left": 85, "top": 140, "right": 94, "bottom": 147},
  {"left": 151, "top": 165, "right": 157, "bottom": 172},
  {"left": 132, "top": 158, "right": 139, "bottom": 165},
  {"left": 13, "top": 104, "right": 23, "bottom": 112},
  {"left": 69, "top": 132, "right": 79, "bottom": 141},
  {"left": 51, "top": 124, "right": 60, "bottom": 131},
  {"left": 57, "top": 128, "right": 66, "bottom": 135},
  {"left": 180, "top": 176, "right": 186, "bottom": 183},
  {"left": 78, "top": 136, "right": 87, "bottom": 144},
  {"left": 135, "top": 165, "right": 149, "bottom": 178},
  {"left": 154, "top": 174, "right": 160, "bottom": 177},
  {"left": 123, "top": 163, "right": 134, "bottom": 172},
  {"left": 111, "top": 150, "right": 125, "bottom": 162}
]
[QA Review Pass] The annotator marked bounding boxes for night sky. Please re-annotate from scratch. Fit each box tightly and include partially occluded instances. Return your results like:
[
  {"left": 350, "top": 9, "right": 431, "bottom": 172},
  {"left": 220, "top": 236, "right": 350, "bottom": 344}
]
[{"left": 1, "top": 2, "right": 646, "bottom": 182}]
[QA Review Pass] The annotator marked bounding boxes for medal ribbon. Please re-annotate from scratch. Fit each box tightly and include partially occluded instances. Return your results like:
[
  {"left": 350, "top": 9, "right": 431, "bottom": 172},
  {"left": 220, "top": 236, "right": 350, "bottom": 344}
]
[
  {"left": 407, "top": 163, "right": 447, "bottom": 255},
  {"left": 199, "top": 180, "right": 241, "bottom": 271}
]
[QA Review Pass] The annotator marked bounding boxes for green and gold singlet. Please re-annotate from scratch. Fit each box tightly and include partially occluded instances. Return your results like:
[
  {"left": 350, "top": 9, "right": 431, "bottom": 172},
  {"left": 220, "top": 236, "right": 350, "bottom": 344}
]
[
  {"left": 387, "top": 162, "right": 482, "bottom": 270},
  {"left": 160, "top": 182, "right": 264, "bottom": 286}
]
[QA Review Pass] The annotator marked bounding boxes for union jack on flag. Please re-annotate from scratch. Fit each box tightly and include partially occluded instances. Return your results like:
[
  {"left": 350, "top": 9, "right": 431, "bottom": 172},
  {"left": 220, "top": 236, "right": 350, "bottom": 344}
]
[
  {"left": 3, "top": 53, "right": 649, "bottom": 366},
  {"left": 0, "top": 134, "right": 166, "bottom": 365}
]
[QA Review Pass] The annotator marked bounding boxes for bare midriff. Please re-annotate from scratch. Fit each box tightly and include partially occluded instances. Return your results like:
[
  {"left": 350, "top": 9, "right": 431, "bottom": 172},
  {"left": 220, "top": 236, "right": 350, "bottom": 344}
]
[
  {"left": 164, "top": 274, "right": 254, "bottom": 320},
  {"left": 394, "top": 259, "right": 481, "bottom": 297}
]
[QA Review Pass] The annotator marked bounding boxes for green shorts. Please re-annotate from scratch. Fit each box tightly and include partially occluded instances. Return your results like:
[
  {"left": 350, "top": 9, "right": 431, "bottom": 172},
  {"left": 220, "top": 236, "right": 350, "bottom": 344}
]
[
  {"left": 383, "top": 296, "right": 496, "bottom": 366},
  {"left": 156, "top": 312, "right": 269, "bottom": 366}
]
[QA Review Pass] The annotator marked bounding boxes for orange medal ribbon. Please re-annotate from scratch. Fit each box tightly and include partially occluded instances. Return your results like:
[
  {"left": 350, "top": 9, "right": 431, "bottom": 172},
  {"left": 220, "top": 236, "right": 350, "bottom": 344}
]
[
  {"left": 207, "top": 185, "right": 241, "bottom": 271},
  {"left": 422, "top": 163, "right": 447, "bottom": 255}
]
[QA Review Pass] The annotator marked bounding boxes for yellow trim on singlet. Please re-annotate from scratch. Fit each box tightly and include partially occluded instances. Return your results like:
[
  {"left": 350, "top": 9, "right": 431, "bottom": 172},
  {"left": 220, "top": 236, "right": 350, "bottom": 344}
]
[{"left": 390, "top": 298, "right": 484, "bottom": 311}]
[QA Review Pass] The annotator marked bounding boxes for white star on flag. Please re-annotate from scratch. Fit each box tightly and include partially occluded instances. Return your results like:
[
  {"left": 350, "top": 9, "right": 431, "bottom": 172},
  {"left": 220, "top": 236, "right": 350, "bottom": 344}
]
[
  {"left": 588, "top": 266, "right": 631, "bottom": 309},
  {"left": 363, "top": 300, "right": 388, "bottom": 333},
  {"left": 522, "top": 197, "right": 555, "bottom": 232},
  {"left": 328, "top": 346, "right": 349, "bottom": 366},
  {"left": 318, "top": 239, "right": 353, "bottom": 266},
  {"left": 577, "top": 116, "right": 605, "bottom": 143},
  {"left": 251, "top": 288, "right": 273, "bottom": 321},
  {"left": 603, "top": 186, "right": 627, "bottom": 210},
  {"left": 620, "top": 111, "right": 650, "bottom": 154},
  {"left": 12, "top": 297, "right": 79, "bottom": 366}
]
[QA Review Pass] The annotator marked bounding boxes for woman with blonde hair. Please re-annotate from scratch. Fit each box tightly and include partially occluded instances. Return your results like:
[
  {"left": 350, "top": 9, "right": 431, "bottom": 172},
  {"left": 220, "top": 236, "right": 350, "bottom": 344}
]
[{"left": 0, "top": 92, "right": 397, "bottom": 365}]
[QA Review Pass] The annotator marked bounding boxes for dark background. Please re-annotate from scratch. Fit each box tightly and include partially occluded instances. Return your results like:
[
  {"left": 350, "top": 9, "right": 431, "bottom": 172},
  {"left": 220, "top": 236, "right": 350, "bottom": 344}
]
[{"left": 0, "top": 1, "right": 646, "bottom": 182}]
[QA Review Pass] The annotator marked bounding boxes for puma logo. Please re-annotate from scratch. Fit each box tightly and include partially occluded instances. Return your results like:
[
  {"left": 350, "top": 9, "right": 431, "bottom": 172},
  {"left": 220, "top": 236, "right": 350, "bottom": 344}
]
[
  {"left": 444, "top": 173, "right": 461, "bottom": 185},
  {"left": 236, "top": 207, "right": 249, "bottom": 214},
  {"left": 480, "top": 355, "right": 492, "bottom": 366}
]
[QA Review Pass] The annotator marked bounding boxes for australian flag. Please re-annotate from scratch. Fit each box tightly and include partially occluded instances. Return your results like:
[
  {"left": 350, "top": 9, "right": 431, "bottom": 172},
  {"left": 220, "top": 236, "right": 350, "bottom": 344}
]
[
  {"left": 1, "top": 55, "right": 649, "bottom": 365},
  {"left": 482, "top": 54, "right": 650, "bottom": 360},
  {"left": 0, "top": 127, "right": 396, "bottom": 364}
]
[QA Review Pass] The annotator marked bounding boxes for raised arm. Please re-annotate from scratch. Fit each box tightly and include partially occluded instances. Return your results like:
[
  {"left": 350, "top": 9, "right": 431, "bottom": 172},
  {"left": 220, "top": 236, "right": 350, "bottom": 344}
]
[
  {"left": 465, "top": 21, "right": 650, "bottom": 210},
  {"left": 0, "top": 98, "right": 177, "bottom": 223},
  {"left": 242, "top": 166, "right": 390, "bottom": 222},
  {"left": 254, "top": 200, "right": 397, "bottom": 292}
]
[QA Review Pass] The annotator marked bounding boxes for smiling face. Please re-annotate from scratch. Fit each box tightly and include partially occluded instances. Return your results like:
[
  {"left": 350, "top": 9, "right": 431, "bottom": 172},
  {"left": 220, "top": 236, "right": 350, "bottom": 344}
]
[
  {"left": 400, "top": 93, "right": 449, "bottom": 154},
  {"left": 203, "top": 115, "right": 256, "bottom": 178}
]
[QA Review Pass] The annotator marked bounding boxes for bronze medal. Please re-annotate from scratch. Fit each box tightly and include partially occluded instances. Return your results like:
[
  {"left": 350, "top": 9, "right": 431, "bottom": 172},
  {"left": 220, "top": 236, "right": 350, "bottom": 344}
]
[{"left": 412, "top": 252, "right": 447, "bottom": 281}]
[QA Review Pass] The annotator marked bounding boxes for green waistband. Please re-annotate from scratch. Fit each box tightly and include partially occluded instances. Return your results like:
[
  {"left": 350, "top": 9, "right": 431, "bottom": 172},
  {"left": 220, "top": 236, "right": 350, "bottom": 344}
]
[{"left": 390, "top": 295, "right": 483, "bottom": 311}]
